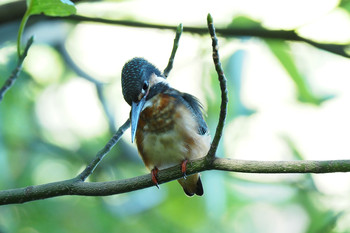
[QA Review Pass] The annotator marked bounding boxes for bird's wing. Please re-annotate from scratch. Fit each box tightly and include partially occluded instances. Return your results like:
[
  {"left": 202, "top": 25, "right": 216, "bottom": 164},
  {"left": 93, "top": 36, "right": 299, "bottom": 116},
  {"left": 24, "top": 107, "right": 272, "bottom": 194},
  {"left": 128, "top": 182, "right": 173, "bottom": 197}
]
[{"left": 180, "top": 93, "right": 208, "bottom": 135}]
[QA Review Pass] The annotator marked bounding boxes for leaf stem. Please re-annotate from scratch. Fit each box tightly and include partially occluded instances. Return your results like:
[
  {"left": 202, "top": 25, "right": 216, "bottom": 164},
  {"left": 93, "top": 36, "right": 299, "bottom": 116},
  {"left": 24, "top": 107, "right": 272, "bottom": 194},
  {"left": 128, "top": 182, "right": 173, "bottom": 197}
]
[{"left": 17, "top": 1, "right": 32, "bottom": 58}]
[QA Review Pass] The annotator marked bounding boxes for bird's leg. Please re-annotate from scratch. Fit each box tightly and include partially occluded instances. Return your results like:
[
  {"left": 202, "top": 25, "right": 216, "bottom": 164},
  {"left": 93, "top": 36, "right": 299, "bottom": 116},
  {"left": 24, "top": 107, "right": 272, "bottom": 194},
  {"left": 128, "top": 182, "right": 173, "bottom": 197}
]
[
  {"left": 181, "top": 159, "right": 188, "bottom": 179},
  {"left": 151, "top": 167, "right": 160, "bottom": 189}
]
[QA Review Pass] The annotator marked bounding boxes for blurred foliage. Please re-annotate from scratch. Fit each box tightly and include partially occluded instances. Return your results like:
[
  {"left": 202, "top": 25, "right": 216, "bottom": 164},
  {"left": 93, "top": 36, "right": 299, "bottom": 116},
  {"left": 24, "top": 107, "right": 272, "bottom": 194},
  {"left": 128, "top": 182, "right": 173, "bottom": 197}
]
[
  {"left": 339, "top": 0, "right": 350, "bottom": 12},
  {"left": 228, "top": 16, "right": 334, "bottom": 105},
  {"left": 1, "top": 0, "right": 350, "bottom": 233},
  {"left": 265, "top": 39, "right": 333, "bottom": 105}
]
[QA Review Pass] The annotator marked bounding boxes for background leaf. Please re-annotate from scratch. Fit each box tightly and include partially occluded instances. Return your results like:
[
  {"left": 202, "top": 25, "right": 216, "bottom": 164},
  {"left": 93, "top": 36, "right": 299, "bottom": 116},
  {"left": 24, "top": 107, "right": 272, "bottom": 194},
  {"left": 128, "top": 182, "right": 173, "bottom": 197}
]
[
  {"left": 28, "top": 0, "right": 76, "bottom": 16},
  {"left": 265, "top": 39, "right": 333, "bottom": 105}
]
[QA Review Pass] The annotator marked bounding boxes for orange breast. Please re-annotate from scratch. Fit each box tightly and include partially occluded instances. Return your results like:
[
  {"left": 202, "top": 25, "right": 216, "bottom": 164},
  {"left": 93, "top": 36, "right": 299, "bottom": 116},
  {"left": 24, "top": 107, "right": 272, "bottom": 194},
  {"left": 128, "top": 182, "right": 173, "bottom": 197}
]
[
  {"left": 135, "top": 94, "right": 177, "bottom": 168},
  {"left": 138, "top": 94, "right": 176, "bottom": 133}
]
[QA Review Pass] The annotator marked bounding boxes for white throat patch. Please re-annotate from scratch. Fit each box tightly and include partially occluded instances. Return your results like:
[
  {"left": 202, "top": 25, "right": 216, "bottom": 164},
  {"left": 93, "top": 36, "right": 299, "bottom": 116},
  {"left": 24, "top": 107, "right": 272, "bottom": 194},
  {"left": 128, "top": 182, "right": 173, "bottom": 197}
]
[{"left": 149, "top": 73, "right": 168, "bottom": 87}]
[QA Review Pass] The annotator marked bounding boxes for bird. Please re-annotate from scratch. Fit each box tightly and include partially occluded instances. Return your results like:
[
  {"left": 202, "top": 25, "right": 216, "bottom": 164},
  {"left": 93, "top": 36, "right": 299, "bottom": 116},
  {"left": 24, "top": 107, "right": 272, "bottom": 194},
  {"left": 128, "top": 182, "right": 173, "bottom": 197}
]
[{"left": 121, "top": 57, "right": 210, "bottom": 196}]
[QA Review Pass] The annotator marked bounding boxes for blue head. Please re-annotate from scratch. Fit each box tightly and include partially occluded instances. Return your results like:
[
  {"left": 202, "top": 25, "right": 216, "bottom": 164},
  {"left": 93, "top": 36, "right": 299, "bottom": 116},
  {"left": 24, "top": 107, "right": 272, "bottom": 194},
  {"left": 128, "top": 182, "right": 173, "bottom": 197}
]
[
  {"left": 122, "top": 58, "right": 162, "bottom": 106},
  {"left": 121, "top": 58, "right": 163, "bottom": 142}
]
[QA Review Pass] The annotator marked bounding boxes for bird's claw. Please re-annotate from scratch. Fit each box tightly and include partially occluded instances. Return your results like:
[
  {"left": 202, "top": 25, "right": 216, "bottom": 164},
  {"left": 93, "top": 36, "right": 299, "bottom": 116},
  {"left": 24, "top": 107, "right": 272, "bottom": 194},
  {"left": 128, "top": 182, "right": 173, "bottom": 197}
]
[
  {"left": 181, "top": 159, "right": 188, "bottom": 179},
  {"left": 151, "top": 167, "right": 160, "bottom": 189}
]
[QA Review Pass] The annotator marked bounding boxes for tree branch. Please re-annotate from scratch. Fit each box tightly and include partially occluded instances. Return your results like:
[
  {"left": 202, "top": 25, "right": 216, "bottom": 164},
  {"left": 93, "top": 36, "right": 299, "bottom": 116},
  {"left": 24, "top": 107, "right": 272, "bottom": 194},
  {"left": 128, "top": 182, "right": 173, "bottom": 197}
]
[
  {"left": 212, "top": 158, "right": 350, "bottom": 173},
  {"left": 163, "top": 23, "right": 183, "bottom": 78},
  {"left": 0, "top": 36, "right": 33, "bottom": 102},
  {"left": 206, "top": 14, "right": 228, "bottom": 159},
  {"left": 1, "top": 157, "right": 350, "bottom": 205},
  {"left": 76, "top": 119, "right": 130, "bottom": 181},
  {"left": 58, "top": 44, "right": 116, "bottom": 132},
  {"left": 64, "top": 15, "right": 350, "bottom": 58}
]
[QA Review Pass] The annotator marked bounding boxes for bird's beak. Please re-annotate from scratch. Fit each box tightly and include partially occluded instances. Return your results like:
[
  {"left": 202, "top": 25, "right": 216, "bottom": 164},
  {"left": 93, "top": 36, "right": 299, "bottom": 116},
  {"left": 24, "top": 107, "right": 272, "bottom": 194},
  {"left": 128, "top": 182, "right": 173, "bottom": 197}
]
[{"left": 130, "top": 95, "right": 147, "bottom": 143}]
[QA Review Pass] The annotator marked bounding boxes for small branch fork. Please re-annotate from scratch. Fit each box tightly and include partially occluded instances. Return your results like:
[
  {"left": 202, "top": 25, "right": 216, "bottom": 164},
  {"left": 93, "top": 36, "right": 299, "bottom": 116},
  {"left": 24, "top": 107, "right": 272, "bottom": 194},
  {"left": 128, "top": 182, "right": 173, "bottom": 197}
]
[{"left": 1, "top": 15, "right": 350, "bottom": 206}]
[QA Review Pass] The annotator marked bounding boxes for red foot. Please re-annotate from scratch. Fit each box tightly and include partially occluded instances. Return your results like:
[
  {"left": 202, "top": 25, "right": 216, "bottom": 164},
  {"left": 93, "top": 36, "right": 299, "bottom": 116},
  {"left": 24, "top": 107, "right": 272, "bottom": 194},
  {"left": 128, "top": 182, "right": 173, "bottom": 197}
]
[
  {"left": 151, "top": 167, "right": 160, "bottom": 189},
  {"left": 181, "top": 159, "right": 188, "bottom": 179}
]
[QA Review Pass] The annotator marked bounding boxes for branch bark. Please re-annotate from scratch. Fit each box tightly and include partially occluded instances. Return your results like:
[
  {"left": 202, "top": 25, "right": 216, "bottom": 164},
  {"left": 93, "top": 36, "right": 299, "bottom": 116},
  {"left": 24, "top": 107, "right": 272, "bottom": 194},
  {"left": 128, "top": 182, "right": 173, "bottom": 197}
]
[
  {"left": 206, "top": 14, "right": 228, "bottom": 159},
  {"left": 163, "top": 23, "right": 183, "bottom": 78}
]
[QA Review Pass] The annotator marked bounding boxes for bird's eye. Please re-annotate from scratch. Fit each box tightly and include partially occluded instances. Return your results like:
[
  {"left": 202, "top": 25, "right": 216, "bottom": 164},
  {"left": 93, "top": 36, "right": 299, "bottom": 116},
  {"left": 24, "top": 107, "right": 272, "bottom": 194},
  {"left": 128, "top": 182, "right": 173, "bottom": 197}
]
[{"left": 142, "top": 82, "right": 149, "bottom": 91}]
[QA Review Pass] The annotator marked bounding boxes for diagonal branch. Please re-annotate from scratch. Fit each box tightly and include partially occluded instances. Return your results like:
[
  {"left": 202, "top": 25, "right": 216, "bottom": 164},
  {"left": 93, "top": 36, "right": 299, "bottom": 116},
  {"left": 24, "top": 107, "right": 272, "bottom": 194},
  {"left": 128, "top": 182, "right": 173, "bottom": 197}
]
[
  {"left": 0, "top": 36, "right": 34, "bottom": 103},
  {"left": 58, "top": 44, "right": 116, "bottom": 132},
  {"left": 76, "top": 119, "right": 130, "bottom": 181}
]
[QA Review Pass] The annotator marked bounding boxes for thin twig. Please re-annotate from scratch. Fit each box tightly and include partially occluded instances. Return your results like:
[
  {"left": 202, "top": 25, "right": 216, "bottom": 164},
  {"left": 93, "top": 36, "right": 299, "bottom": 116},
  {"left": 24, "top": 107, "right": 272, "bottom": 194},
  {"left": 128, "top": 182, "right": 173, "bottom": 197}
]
[
  {"left": 206, "top": 14, "right": 228, "bottom": 160},
  {"left": 65, "top": 15, "right": 350, "bottom": 58},
  {"left": 163, "top": 23, "right": 183, "bottom": 78},
  {"left": 0, "top": 36, "right": 34, "bottom": 102},
  {"left": 77, "top": 118, "right": 130, "bottom": 181},
  {"left": 59, "top": 44, "right": 104, "bottom": 85}
]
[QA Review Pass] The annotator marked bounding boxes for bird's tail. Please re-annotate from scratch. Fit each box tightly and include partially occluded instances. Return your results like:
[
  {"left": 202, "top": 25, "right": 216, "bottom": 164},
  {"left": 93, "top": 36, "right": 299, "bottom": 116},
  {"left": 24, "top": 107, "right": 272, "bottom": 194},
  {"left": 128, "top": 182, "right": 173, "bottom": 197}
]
[{"left": 177, "top": 173, "right": 203, "bottom": 196}]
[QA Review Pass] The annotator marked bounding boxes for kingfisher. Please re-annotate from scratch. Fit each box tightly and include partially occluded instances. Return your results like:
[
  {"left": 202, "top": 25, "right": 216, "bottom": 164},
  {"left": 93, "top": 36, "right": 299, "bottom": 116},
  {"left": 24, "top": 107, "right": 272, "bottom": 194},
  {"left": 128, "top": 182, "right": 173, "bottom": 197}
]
[{"left": 121, "top": 57, "right": 210, "bottom": 196}]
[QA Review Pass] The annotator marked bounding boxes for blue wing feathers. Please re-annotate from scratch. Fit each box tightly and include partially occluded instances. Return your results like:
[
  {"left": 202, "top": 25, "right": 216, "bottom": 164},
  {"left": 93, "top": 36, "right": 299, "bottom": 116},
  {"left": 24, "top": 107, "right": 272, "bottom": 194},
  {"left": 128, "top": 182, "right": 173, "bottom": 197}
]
[{"left": 180, "top": 93, "right": 208, "bottom": 135}]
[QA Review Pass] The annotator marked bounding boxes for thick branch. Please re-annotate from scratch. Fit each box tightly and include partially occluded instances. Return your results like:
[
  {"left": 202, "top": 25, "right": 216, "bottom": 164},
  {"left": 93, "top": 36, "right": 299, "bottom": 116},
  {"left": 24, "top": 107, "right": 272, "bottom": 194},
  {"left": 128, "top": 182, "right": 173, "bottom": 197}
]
[
  {"left": 212, "top": 158, "right": 350, "bottom": 173},
  {"left": 1, "top": 157, "right": 350, "bottom": 205}
]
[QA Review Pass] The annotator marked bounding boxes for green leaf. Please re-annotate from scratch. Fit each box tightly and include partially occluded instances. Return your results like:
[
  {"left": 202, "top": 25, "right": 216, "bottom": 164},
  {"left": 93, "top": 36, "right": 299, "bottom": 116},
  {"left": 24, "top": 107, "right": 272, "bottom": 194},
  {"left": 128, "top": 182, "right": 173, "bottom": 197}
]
[
  {"left": 228, "top": 16, "right": 262, "bottom": 29},
  {"left": 28, "top": 0, "right": 76, "bottom": 17},
  {"left": 265, "top": 39, "right": 333, "bottom": 105},
  {"left": 339, "top": 0, "right": 350, "bottom": 13},
  {"left": 17, "top": 0, "right": 76, "bottom": 57}
]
